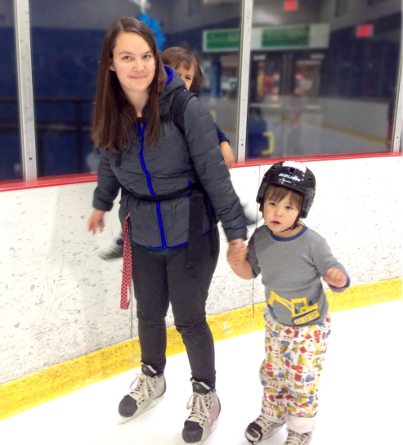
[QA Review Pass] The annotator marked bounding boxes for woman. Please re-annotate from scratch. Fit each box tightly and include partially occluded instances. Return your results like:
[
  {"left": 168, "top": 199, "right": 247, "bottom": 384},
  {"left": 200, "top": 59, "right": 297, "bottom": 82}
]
[{"left": 87, "top": 17, "right": 246, "bottom": 444}]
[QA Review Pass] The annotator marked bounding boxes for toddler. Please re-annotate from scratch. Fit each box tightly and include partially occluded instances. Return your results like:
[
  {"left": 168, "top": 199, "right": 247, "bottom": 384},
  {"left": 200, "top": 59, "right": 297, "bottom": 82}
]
[{"left": 228, "top": 161, "right": 349, "bottom": 445}]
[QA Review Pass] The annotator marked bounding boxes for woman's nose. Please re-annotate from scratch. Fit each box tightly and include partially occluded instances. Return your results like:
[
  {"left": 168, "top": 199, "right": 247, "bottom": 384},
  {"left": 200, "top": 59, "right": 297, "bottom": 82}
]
[{"left": 132, "top": 59, "right": 143, "bottom": 70}]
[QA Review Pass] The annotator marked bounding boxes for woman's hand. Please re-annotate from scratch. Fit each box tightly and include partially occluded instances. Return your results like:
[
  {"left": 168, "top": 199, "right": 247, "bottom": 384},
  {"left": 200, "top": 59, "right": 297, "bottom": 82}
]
[
  {"left": 220, "top": 141, "right": 235, "bottom": 169},
  {"left": 324, "top": 268, "right": 348, "bottom": 288},
  {"left": 87, "top": 209, "right": 106, "bottom": 234}
]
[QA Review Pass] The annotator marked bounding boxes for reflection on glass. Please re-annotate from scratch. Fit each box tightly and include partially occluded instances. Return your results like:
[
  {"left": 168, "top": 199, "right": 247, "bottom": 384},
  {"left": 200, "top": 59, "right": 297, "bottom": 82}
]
[
  {"left": 246, "top": 0, "right": 402, "bottom": 160},
  {"left": 0, "top": 0, "right": 22, "bottom": 181},
  {"left": 27, "top": 0, "right": 242, "bottom": 177}
]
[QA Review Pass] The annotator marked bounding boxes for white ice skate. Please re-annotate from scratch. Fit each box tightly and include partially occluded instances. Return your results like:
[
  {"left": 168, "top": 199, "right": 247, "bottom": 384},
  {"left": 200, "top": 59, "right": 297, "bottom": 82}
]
[
  {"left": 245, "top": 414, "right": 285, "bottom": 443},
  {"left": 182, "top": 380, "right": 221, "bottom": 445},
  {"left": 284, "top": 430, "right": 313, "bottom": 445},
  {"left": 117, "top": 364, "right": 165, "bottom": 424}
]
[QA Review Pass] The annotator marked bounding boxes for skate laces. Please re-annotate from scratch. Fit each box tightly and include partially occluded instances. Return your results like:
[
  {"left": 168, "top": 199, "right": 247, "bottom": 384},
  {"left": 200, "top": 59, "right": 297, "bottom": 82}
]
[
  {"left": 254, "top": 415, "right": 277, "bottom": 432},
  {"left": 128, "top": 373, "right": 156, "bottom": 403},
  {"left": 285, "top": 431, "right": 311, "bottom": 445},
  {"left": 186, "top": 392, "right": 211, "bottom": 425}
]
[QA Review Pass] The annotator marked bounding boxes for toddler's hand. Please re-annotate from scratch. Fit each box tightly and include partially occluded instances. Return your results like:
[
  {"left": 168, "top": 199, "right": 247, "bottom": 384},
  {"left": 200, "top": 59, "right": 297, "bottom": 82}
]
[
  {"left": 227, "top": 239, "right": 248, "bottom": 267},
  {"left": 87, "top": 209, "right": 106, "bottom": 234},
  {"left": 324, "top": 268, "right": 347, "bottom": 288},
  {"left": 220, "top": 141, "right": 235, "bottom": 169}
]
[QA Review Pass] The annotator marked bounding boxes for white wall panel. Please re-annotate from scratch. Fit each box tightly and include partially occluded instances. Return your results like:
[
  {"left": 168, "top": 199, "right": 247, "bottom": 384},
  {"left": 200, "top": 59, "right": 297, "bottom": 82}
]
[
  {"left": 0, "top": 184, "right": 129, "bottom": 384},
  {"left": 304, "top": 158, "right": 402, "bottom": 284}
]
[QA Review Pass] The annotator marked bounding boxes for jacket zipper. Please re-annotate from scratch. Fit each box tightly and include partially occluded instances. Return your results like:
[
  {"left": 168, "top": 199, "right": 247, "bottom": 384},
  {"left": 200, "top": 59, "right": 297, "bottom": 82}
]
[{"left": 138, "top": 124, "right": 167, "bottom": 248}]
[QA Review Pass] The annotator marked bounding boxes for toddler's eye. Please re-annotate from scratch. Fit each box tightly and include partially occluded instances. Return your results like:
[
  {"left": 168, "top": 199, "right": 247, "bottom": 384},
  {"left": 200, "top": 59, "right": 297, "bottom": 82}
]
[{"left": 286, "top": 206, "right": 293, "bottom": 210}]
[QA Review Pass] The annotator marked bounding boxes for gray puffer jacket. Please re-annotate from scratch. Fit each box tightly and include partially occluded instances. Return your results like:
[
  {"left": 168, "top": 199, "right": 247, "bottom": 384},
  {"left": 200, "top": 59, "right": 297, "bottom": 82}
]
[{"left": 93, "top": 66, "right": 246, "bottom": 248}]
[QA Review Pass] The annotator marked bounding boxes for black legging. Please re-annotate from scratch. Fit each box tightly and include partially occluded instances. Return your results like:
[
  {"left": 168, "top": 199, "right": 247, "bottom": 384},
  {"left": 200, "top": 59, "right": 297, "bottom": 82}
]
[{"left": 130, "top": 227, "right": 220, "bottom": 389}]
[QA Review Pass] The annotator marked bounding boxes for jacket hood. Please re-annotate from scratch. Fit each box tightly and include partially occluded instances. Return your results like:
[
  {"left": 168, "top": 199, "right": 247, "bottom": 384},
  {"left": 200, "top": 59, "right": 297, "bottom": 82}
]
[{"left": 159, "top": 65, "right": 187, "bottom": 102}]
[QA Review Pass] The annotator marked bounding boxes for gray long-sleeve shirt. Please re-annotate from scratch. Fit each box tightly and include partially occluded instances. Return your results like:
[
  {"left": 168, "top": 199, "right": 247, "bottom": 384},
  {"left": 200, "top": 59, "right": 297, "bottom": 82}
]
[{"left": 247, "top": 225, "right": 350, "bottom": 327}]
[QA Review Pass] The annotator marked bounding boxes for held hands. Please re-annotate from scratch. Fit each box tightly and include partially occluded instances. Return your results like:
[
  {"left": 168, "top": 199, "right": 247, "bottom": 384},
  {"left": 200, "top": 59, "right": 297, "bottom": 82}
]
[
  {"left": 227, "top": 239, "right": 248, "bottom": 267},
  {"left": 87, "top": 209, "right": 106, "bottom": 234},
  {"left": 324, "top": 268, "right": 348, "bottom": 288},
  {"left": 220, "top": 141, "right": 235, "bottom": 169}
]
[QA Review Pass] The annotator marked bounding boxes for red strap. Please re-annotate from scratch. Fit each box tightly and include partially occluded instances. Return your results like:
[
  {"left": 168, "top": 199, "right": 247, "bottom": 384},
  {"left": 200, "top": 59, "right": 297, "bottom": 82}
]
[{"left": 120, "top": 214, "right": 132, "bottom": 309}]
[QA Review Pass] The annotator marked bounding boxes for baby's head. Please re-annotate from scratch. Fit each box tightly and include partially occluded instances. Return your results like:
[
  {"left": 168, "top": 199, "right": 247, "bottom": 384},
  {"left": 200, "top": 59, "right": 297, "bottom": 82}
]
[
  {"left": 161, "top": 47, "right": 202, "bottom": 94},
  {"left": 257, "top": 161, "right": 316, "bottom": 230}
]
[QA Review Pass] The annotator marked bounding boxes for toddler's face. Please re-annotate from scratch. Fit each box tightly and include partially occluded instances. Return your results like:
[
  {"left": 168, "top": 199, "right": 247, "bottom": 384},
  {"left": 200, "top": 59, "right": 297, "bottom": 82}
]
[
  {"left": 176, "top": 63, "right": 196, "bottom": 91},
  {"left": 263, "top": 192, "right": 300, "bottom": 237}
]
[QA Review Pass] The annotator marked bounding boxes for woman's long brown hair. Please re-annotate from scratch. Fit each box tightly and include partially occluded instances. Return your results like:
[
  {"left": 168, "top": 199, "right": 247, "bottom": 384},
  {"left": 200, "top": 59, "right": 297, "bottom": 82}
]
[{"left": 92, "top": 17, "right": 166, "bottom": 151}]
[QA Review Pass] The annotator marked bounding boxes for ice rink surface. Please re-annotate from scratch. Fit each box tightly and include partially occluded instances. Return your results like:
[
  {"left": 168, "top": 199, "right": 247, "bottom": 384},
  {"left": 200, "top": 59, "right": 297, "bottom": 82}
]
[{"left": 1, "top": 299, "right": 401, "bottom": 445}]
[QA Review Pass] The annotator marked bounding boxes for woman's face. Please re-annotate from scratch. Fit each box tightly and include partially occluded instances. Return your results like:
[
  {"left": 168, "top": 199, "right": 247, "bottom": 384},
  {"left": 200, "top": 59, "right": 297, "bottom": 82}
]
[{"left": 110, "top": 32, "right": 156, "bottom": 96}]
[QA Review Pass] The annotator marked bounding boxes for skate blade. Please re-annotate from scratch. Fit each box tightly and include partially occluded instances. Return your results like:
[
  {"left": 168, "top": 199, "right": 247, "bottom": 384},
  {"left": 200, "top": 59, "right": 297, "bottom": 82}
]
[{"left": 117, "top": 394, "right": 164, "bottom": 425}]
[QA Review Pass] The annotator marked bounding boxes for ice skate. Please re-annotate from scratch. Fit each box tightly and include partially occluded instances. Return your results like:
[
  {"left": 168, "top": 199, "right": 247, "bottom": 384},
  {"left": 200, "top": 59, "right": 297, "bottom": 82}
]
[
  {"left": 117, "top": 364, "right": 165, "bottom": 424},
  {"left": 99, "top": 237, "right": 124, "bottom": 260},
  {"left": 245, "top": 414, "right": 285, "bottom": 443},
  {"left": 284, "top": 430, "right": 313, "bottom": 445},
  {"left": 182, "top": 380, "right": 221, "bottom": 445}
]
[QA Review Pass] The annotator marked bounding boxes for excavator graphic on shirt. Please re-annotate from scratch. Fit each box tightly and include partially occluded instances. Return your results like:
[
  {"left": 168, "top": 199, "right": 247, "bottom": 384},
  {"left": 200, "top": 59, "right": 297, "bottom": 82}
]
[{"left": 268, "top": 291, "right": 320, "bottom": 325}]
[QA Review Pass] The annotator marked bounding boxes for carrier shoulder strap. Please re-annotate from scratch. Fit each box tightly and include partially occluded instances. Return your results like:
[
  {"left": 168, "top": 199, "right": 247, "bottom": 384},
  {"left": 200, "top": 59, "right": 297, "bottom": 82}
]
[{"left": 170, "top": 89, "right": 197, "bottom": 133}]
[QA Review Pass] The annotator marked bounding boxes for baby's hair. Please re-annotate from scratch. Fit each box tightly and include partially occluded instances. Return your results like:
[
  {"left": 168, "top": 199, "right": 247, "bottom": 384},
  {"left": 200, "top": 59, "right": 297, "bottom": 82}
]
[
  {"left": 265, "top": 185, "right": 303, "bottom": 210},
  {"left": 161, "top": 46, "right": 202, "bottom": 95},
  {"left": 264, "top": 185, "right": 303, "bottom": 228}
]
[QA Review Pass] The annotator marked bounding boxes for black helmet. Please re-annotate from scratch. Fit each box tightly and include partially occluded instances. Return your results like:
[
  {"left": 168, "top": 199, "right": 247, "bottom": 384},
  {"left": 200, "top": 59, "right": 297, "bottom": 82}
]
[{"left": 256, "top": 161, "right": 316, "bottom": 218}]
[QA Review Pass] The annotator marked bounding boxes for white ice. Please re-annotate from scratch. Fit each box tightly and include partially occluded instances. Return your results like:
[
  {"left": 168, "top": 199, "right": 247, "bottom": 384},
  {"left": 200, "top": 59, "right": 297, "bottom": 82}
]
[{"left": 1, "top": 299, "right": 401, "bottom": 445}]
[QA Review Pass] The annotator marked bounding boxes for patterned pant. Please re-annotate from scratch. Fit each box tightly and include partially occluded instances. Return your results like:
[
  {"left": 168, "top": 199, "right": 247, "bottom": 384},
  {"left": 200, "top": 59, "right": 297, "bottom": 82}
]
[{"left": 259, "top": 306, "right": 331, "bottom": 433}]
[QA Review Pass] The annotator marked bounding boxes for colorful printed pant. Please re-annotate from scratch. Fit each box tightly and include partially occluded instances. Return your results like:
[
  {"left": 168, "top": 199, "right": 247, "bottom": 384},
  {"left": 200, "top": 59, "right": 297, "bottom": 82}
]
[{"left": 259, "top": 306, "right": 331, "bottom": 434}]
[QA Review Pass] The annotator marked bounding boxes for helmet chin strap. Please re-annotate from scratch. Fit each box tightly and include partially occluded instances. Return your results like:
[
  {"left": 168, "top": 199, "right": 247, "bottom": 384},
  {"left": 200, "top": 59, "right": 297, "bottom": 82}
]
[
  {"left": 280, "top": 226, "right": 293, "bottom": 233},
  {"left": 280, "top": 214, "right": 301, "bottom": 233}
]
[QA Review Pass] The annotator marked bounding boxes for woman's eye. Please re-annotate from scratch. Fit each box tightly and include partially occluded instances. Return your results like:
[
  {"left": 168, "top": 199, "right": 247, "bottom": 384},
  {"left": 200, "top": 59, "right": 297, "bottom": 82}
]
[
  {"left": 123, "top": 56, "right": 131, "bottom": 60},
  {"left": 144, "top": 54, "right": 152, "bottom": 59}
]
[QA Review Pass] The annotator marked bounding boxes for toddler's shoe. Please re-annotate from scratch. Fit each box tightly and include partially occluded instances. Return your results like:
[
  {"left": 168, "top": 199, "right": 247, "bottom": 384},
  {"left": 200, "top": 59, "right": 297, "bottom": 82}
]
[
  {"left": 117, "top": 363, "right": 165, "bottom": 424},
  {"left": 284, "top": 430, "right": 313, "bottom": 445},
  {"left": 245, "top": 414, "right": 285, "bottom": 443},
  {"left": 99, "top": 237, "right": 124, "bottom": 260},
  {"left": 182, "top": 380, "right": 221, "bottom": 444}
]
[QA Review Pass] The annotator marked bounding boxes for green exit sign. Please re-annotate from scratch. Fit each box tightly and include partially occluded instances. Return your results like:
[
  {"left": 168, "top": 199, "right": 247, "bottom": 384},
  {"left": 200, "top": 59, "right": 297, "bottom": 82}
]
[
  {"left": 204, "top": 29, "right": 241, "bottom": 51},
  {"left": 262, "top": 25, "right": 309, "bottom": 47}
]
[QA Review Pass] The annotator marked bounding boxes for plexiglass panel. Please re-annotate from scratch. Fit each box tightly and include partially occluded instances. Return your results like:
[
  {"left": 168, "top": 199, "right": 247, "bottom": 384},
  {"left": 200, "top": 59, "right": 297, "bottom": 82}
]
[
  {"left": 246, "top": 0, "right": 402, "bottom": 160},
  {"left": 29, "top": 0, "right": 242, "bottom": 176}
]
